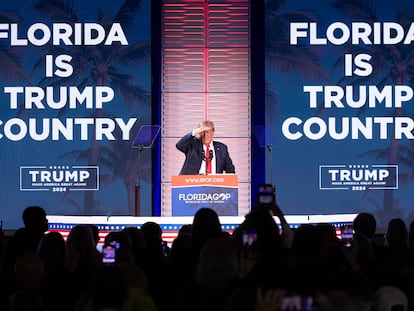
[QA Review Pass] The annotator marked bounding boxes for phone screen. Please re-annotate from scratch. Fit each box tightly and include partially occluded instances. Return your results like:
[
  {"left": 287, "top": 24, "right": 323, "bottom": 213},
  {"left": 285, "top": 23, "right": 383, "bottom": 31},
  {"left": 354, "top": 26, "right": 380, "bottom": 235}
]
[
  {"left": 281, "top": 295, "right": 315, "bottom": 311},
  {"left": 242, "top": 229, "right": 258, "bottom": 258},
  {"left": 102, "top": 245, "right": 116, "bottom": 263},
  {"left": 258, "top": 184, "right": 274, "bottom": 204},
  {"left": 341, "top": 225, "right": 354, "bottom": 247},
  {"left": 259, "top": 184, "right": 273, "bottom": 193}
]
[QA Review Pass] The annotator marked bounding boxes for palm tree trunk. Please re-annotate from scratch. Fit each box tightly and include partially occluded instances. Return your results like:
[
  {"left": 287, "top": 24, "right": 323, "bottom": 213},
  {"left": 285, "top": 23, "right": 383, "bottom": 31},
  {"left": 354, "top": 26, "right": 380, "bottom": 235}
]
[
  {"left": 84, "top": 109, "right": 104, "bottom": 213},
  {"left": 383, "top": 107, "right": 402, "bottom": 219},
  {"left": 127, "top": 180, "right": 136, "bottom": 215}
]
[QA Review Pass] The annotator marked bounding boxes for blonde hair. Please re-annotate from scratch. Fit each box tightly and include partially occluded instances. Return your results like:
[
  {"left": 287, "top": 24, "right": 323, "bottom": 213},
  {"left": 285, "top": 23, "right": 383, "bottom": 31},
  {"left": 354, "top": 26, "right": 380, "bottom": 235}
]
[{"left": 199, "top": 120, "right": 215, "bottom": 130}]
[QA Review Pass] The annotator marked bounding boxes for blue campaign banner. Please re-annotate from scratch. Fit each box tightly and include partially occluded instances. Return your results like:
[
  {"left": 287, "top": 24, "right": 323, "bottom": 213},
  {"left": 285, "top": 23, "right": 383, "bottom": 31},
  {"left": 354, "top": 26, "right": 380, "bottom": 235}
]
[
  {"left": 265, "top": 0, "right": 414, "bottom": 227},
  {"left": 172, "top": 185, "right": 238, "bottom": 216},
  {"left": 0, "top": 0, "right": 152, "bottom": 229}
]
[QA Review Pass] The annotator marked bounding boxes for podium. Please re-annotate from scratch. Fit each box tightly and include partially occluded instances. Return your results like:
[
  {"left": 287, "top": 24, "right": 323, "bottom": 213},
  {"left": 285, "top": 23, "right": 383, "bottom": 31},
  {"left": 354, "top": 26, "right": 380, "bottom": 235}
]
[{"left": 171, "top": 174, "right": 238, "bottom": 216}]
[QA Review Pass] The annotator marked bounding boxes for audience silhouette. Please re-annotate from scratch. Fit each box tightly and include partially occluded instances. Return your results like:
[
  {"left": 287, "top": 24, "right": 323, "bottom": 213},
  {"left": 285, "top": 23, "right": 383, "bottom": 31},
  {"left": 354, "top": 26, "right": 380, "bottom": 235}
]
[
  {"left": 9, "top": 253, "right": 45, "bottom": 310},
  {"left": 140, "top": 221, "right": 167, "bottom": 310},
  {"left": 174, "top": 236, "right": 240, "bottom": 311},
  {"left": 36, "top": 231, "right": 77, "bottom": 311},
  {"left": 65, "top": 224, "right": 101, "bottom": 301},
  {"left": 1, "top": 205, "right": 414, "bottom": 311},
  {"left": 1, "top": 206, "right": 48, "bottom": 310}
]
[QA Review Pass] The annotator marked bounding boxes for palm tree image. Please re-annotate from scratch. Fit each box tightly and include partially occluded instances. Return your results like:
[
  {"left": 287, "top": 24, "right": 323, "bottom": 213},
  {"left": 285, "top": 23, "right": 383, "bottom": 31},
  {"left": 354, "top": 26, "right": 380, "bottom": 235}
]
[
  {"left": 264, "top": 0, "right": 330, "bottom": 135},
  {"left": 100, "top": 124, "right": 153, "bottom": 215},
  {"left": 264, "top": 0, "right": 330, "bottom": 211},
  {"left": 333, "top": 0, "right": 414, "bottom": 223},
  {"left": 32, "top": 0, "right": 151, "bottom": 213},
  {"left": 265, "top": 0, "right": 330, "bottom": 80},
  {"left": 264, "top": 0, "right": 414, "bottom": 221},
  {"left": 61, "top": 120, "right": 152, "bottom": 215},
  {"left": 0, "top": 12, "right": 31, "bottom": 83}
]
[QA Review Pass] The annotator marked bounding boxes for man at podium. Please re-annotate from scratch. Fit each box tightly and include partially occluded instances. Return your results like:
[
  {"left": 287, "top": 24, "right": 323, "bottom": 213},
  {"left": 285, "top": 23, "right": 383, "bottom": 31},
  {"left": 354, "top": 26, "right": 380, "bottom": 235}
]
[{"left": 176, "top": 120, "right": 235, "bottom": 175}]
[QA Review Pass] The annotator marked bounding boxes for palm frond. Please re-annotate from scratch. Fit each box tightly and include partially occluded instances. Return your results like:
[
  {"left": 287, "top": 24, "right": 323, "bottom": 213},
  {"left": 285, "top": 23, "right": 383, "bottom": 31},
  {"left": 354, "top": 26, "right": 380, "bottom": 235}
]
[
  {"left": 34, "top": 0, "right": 79, "bottom": 22},
  {"left": 113, "top": 0, "right": 142, "bottom": 30},
  {"left": 333, "top": 0, "right": 377, "bottom": 22}
]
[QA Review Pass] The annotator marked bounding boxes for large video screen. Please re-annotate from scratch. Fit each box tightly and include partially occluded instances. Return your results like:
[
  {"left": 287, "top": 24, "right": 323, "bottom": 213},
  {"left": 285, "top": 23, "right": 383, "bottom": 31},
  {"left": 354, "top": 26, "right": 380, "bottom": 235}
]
[
  {"left": 265, "top": 0, "right": 414, "bottom": 227},
  {"left": 0, "top": 0, "right": 151, "bottom": 229}
]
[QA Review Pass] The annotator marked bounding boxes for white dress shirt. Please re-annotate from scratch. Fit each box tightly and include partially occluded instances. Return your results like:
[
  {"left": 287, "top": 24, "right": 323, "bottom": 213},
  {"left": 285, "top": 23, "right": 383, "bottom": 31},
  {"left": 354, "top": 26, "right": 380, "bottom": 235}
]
[{"left": 198, "top": 142, "right": 216, "bottom": 174}]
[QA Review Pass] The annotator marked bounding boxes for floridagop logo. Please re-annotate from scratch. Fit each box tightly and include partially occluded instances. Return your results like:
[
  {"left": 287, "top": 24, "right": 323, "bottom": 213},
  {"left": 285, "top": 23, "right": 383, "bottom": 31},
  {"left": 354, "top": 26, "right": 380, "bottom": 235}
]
[{"left": 178, "top": 192, "right": 232, "bottom": 203}]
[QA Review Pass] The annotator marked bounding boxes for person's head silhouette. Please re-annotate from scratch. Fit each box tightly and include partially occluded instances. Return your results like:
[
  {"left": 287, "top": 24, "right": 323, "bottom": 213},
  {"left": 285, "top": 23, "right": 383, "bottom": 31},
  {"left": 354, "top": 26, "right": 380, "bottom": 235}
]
[{"left": 22, "top": 205, "right": 48, "bottom": 234}]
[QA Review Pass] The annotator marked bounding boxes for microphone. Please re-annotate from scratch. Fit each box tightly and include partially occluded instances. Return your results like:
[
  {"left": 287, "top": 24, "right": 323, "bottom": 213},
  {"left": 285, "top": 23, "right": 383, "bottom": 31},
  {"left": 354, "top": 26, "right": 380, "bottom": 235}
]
[
  {"left": 209, "top": 150, "right": 213, "bottom": 160},
  {"left": 201, "top": 150, "right": 206, "bottom": 161}
]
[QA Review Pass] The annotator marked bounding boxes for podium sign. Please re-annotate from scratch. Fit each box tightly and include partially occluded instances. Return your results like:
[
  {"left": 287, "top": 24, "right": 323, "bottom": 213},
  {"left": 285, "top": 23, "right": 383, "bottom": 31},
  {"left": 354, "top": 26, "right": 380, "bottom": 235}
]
[{"left": 171, "top": 174, "right": 238, "bottom": 216}]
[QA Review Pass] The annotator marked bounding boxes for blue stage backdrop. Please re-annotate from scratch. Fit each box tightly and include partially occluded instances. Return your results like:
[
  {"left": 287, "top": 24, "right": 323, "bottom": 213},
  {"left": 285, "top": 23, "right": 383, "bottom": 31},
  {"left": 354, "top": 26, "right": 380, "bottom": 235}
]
[
  {"left": 265, "top": 0, "right": 414, "bottom": 227},
  {"left": 2, "top": 0, "right": 414, "bottom": 230},
  {"left": 0, "top": 0, "right": 152, "bottom": 229}
]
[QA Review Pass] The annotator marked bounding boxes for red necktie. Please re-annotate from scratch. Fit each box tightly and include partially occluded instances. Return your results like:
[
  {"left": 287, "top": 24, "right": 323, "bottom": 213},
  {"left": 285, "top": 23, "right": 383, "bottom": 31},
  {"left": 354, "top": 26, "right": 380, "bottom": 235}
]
[{"left": 206, "top": 145, "right": 211, "bottom": 174}]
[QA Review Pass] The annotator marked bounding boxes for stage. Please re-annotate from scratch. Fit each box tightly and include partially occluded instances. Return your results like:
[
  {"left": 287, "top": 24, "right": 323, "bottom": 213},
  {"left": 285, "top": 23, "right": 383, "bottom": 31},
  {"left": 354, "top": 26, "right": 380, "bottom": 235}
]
[{"left": 47, "top": 214, "right": 357, "bottom": 247}]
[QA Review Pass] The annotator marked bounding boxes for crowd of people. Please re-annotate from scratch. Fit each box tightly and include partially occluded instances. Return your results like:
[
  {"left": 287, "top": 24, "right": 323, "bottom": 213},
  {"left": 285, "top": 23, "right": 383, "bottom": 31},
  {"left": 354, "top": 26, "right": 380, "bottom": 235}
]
[{"left": 0, "top": 202, "right": 413, "bottom": 311}]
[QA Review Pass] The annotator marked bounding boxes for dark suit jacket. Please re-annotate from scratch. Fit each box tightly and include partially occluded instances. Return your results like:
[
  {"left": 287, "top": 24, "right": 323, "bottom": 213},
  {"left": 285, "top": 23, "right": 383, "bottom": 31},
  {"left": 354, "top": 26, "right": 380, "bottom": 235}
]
[{"left": 176, "top": 132, "right": 235, "bottom": 175}]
